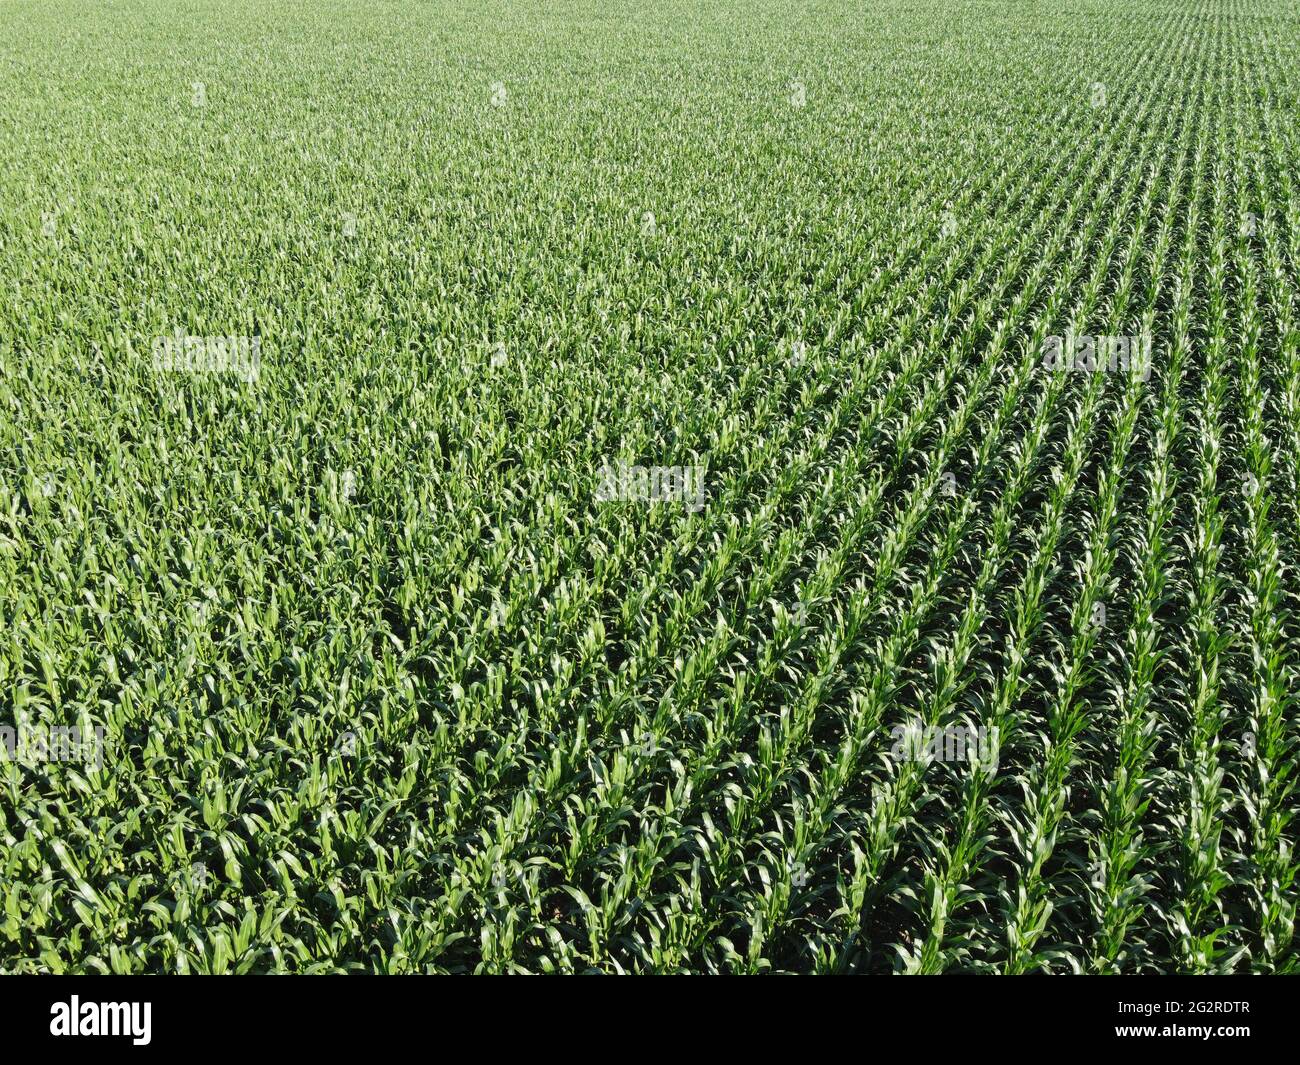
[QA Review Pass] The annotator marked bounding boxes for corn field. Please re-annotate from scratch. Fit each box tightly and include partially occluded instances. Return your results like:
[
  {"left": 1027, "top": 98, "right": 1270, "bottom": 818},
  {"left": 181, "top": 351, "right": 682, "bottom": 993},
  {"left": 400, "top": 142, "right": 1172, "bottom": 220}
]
[{"left": 2, "top": 0, "right": 1299, "bottom": 974}]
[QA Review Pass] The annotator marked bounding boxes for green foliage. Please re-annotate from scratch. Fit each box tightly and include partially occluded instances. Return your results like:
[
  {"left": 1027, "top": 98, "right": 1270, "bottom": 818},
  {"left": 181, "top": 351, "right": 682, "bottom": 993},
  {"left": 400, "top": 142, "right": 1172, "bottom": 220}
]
[{"left": 0, "top": 0, "right": 1297, "bottom": 973}]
